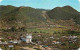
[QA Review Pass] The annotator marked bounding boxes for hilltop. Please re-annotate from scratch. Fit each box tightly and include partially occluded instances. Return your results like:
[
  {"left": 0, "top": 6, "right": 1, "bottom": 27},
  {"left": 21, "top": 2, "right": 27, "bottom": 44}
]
[{"left": 47, "top": 6, "right": 80, "bottom": 24}]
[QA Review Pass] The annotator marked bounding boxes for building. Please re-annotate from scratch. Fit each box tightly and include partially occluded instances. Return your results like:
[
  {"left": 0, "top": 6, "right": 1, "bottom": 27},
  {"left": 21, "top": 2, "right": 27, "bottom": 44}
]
[
  {"left": 0, "top": 48, "right": 2, "bottom": 50},
  {"left": 21, "top": 34, "right": 32, "bottom": 43},
  {"left": 26, "top": 34, "right": 32, "bottom": 43},
  {"left": 78, "top": 48, "right": 80, "bottom": 50}
]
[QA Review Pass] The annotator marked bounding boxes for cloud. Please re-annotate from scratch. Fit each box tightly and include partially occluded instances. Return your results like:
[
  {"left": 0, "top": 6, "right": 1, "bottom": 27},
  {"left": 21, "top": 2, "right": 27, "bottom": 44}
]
[
  {"left": 79, "top": 0, "right": 80, "bottom": 2},
  {"left": 0, "top": 0, "right": 2, "bottom": 3}
]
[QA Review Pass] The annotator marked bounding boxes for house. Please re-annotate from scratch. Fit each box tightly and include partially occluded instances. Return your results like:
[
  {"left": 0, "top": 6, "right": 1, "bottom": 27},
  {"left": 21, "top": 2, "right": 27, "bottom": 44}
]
[
  {"left": 0, "top": 37, "right": 3, "bottom": 40},
  {"left": 52, "top": 41, "right": 60, "bottom": 44},
  {"left": 2, "top": 41, "right": 8, "bottom": 44},
  {"left": 0, "top": 41, "right": 8, "bottom": 44},
  {"left": 0, "top": 42, "right": 2, "bottom": 44},
  {"left": 20, "top": 47, "right": 36, "bottom": 50},
  {"left": 68, "top": 36, "right": 77, "bottom": 39},
  {"left": 8, "top": 45, "right": 14, "bottom": 48},
  {"left": 8, "top": 40, "right": 21, "bottom": 44},
  {"left": 13, "top": 40, "right": 21, "bottom": 44},
  {"left": 50, "top": 36, "right": 54, "bottom": 39}
]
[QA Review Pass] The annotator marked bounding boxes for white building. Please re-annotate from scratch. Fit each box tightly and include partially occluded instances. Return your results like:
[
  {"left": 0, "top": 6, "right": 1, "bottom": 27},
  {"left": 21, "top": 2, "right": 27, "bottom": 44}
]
[
  {"left": 26, "top": 34, "right": 32, "bottom": 43},
  {"left": 78, "top": 48, "right": 80, "bottom": 50},
  {"left": 21, "top": 34, "right": 32, "bottom": 43},
  {"left": 0, "top": 48, "right": 2, "bottom": 50}
]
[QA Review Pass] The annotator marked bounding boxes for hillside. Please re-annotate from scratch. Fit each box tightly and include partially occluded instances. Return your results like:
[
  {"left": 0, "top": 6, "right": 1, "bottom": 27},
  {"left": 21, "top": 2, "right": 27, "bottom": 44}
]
[
  {"left": 0, "top": 5, "right": 47, "bottom": 28},
  {"left": 47, "top": 6, "right": 80, "bottom": 24},
  {"left": 0, "top": 5, "right": 80, "bottom": 29}
]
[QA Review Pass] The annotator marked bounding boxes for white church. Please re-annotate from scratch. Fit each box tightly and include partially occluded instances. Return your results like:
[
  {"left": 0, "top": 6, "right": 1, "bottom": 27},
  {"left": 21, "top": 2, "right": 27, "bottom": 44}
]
[{"left": 20, "top": 34, "right": 32, "bottom": 43}]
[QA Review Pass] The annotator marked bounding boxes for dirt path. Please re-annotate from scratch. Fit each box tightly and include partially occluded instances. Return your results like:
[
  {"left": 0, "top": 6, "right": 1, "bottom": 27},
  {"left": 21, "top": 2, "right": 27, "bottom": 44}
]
[{"left": 42, "top": 11, "right": 53, "bottom": 23}]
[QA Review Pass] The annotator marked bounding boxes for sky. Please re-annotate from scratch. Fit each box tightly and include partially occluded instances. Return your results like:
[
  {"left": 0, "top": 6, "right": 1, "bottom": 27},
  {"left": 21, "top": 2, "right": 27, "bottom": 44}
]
[{"left": 0, "top": 0, "right": 80, "bottom": 11}]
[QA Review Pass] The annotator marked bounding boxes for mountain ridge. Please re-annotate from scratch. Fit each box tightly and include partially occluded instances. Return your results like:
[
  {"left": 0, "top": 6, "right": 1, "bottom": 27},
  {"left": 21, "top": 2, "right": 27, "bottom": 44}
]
[
  {"left": 47, "top": 5, "right": 80, "bottom": 24},
  {"left": 0, "top": 5, "right": 80, "bottom": 29}
]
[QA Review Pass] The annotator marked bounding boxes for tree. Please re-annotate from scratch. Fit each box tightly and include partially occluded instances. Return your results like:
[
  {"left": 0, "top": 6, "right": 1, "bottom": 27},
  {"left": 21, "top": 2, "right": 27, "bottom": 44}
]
[{"left": 11, "top": 26, "right": 16, "bottom": 32}]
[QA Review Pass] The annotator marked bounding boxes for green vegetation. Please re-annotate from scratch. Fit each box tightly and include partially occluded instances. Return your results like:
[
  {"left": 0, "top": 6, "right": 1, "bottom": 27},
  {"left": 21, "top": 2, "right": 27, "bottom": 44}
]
[
  {"left": 0, "top": 5, "right": 80, "bottom": 50},
  {"left": 47, "top": 6, "right": 80, "bottom": 24}
]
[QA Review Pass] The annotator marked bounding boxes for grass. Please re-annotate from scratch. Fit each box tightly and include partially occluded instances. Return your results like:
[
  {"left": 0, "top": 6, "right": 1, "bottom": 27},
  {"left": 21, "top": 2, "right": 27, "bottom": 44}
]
[{"left": 26, "top": 26, "right": 68, "bottom": 34}]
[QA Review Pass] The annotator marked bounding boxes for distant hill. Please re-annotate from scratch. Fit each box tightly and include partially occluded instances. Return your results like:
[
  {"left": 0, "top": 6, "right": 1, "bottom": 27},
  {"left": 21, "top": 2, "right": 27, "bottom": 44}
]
[
  {"left": 0, "top": 5, "right": 46, "bottom": 22},
  {"left": 0, "top": 5, "right": 47, "bottom": 28},
  {"left": 36, "top": 8, "right": 50, "bottom": 11},
  {"left": 47, "top": 6, "right": 80, "bottom": 24},
  {"left": 0, "top": 5, "right": 80, "bottom": 29}
]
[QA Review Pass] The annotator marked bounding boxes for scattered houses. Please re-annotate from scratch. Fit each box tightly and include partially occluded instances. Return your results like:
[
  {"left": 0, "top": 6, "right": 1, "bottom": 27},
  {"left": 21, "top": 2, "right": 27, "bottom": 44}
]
[
  {"left": 8, "top": 40, "right": 21, "bottom": 44},
  {"left": 52, "top": 41, "right": 61, "bottom": 44},
  {"left": 0, "top": 41, "right": 8, "bottom": 45},
  {"left": 0, "top": 33, "right": 79, "bottom": 50}
]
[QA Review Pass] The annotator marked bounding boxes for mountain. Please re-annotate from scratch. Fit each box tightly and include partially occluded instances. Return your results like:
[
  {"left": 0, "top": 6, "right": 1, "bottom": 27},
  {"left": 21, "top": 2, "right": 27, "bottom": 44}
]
[
  {"left": 0, "top": 5, "right": 47, "bottom": 22},
  {"left": 0, "top": 5, "right": 80, "bottom": 29},
  {"left": 36, "top": 8, "right": 50, "bottom": 11},
  {"left": 0, "top": 5, "right": 47, "bottom": 28},
  {"left": 47, "top": 6, "right": 80, "bottom": 24}
]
